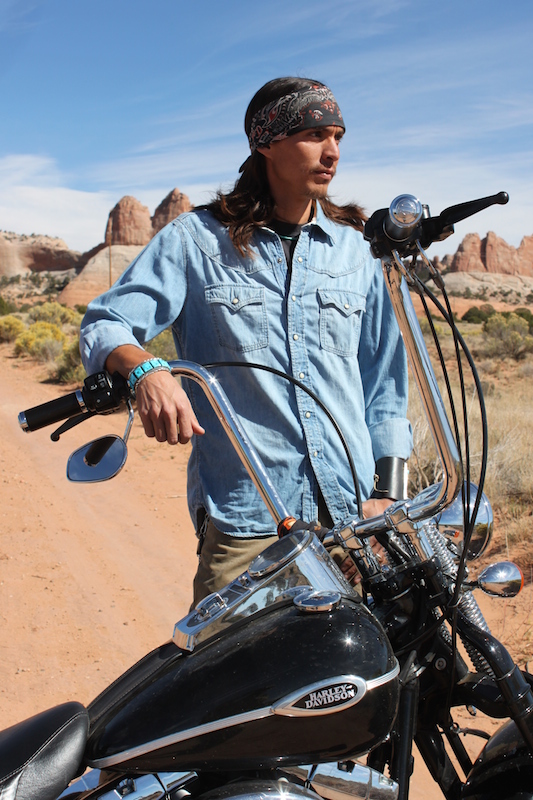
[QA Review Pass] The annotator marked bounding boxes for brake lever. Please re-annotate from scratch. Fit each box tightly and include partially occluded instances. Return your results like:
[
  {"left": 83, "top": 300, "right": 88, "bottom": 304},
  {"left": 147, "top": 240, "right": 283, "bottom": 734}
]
[{"left": 51, "top": 410, "right": 97, "bottom": 441}]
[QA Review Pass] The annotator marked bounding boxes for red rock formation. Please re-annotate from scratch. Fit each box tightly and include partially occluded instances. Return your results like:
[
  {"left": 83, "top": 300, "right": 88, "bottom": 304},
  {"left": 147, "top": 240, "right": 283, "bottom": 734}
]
[
  {"left": 0, "top": 232, "right": 81, "bottom": 277},
  {"left": 104, "top": 196, "right": 153, "bottom": 246},
  {"left": 152, "top": 188, "right": 192, "bottom": 234},
  {"left": 450, "top": 231, "right": 533, "bottom": 276},
  {"left": 517, "top": 236, "right": 533, "bottom": 277},
  {"left": 450, "top": 233, "right": 484, "bottom": 272}
]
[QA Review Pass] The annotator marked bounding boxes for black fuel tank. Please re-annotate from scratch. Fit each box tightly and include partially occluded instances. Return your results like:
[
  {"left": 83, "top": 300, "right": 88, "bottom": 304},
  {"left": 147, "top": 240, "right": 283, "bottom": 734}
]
[{"left": 86, "top": 597, "right": 399, "bottom": 772}]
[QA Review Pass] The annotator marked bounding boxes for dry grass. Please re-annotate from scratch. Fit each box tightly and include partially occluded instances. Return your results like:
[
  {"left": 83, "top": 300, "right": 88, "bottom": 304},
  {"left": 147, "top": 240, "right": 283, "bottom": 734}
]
[{"left": 408, "top": 322, "right": 533, "bottom": 578}]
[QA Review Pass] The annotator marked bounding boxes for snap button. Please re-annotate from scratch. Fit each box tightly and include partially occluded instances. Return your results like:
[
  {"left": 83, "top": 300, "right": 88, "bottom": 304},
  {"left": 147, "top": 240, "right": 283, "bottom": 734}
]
[
  {"left": 292, "top": 295, "right": 296, "bottom": 301},
  {"left": 293, "top": 334, "right": 299, "bottom": 341},
  {"left": 305, "top": 411, "right": 311, "bottom": 418},
  {"left": 344, "top": 303, "right": 350, "bottom": 309},
  {"left": 297, "top": 257, "right": 303, "bottom": 263},
  {"left": 232, "top": 298, "right": 239, "bottom": 305},
  {"left": 299, "top": 372, "right": 305, "bottom": 379}
]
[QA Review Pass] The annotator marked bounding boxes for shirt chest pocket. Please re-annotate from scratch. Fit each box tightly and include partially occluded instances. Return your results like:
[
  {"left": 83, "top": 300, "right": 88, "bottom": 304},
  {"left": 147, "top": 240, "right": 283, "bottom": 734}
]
[
  {"left": 318, "top": 289, "right": 366, "bottom": 356},
  {"left": 205, "top": 284, "right": 268, "bottom": 353}
]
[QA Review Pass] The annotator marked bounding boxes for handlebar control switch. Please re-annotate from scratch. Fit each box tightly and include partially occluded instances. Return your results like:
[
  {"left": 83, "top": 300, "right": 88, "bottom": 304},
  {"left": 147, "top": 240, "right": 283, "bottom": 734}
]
[{"left": 83, "top": 371, "right": 128, "bottom": 414}]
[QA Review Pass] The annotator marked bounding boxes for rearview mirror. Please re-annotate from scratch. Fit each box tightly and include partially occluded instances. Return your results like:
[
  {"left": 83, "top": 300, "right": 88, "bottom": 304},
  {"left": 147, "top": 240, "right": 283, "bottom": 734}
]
[{"left": 67, "top": 435, "right": 128, "bottom": 482}]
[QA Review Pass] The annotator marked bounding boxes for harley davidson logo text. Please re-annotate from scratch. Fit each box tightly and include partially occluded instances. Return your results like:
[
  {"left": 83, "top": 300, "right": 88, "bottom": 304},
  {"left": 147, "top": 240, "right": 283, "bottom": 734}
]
[{"left": 304, "top": 684, "right": 356, "bottom": 709}]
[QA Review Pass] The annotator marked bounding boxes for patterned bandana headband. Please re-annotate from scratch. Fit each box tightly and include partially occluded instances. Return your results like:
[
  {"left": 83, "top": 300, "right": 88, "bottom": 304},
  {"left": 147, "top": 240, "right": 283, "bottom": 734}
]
[{"left": 248, "top": 85, "right": 344, "bottom": 153}]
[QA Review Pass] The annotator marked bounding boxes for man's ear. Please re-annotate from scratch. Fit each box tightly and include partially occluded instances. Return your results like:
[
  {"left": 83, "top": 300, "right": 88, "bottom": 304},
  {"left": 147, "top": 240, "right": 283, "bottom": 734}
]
[{"left": 256, "top": 145, "right": 272, "bottom": 159}]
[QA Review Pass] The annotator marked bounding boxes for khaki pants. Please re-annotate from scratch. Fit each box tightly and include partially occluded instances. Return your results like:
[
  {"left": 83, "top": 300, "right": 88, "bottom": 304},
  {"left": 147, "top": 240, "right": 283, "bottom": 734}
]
[
  {"left": 192, "top": 520, "right": 278, "bottom": 607},
  {"left": 191, "top": 518, "right": 352, "bottom": 608}
]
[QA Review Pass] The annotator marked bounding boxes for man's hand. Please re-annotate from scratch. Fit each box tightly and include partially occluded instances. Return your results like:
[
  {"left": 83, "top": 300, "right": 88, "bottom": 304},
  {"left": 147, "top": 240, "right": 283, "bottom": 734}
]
[
  {"left": 104, "top": 344, "right": 204, "bottom": 445},
  {"left": 135, "top": 371, "right": 205, "bottom": 445},
  {"left": 339, "top": 497, "right": 394, "bottom": 583}
]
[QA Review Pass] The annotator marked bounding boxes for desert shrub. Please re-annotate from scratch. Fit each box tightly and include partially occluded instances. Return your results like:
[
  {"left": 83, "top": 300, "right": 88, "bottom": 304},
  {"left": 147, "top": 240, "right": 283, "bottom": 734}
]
[
  {"left": 0, "top": 315, "right": 25, "bottom": 342},
  {"left": 482, "top": 313, "right": 533, "bottom": 360},
  {"left": 53, "top": 339, "right": 86, "bottom": 383},
  {"left": 28, "top": 301, "right": 81, "bottom": 328},
  {"left": 146, "top": 328, "right": 176, "bottom": 361},
  {"left": 0, "top": 294, "right": 17, "bottom": 315},
  {"left": 512, "top": 307, "right": 533, "bottom": 331},
  {"left": 14, "top": 321, "right": 66, "bottom": 361},
  {"left": 462, "top": 304, "right": 496, "bottom": 324}
]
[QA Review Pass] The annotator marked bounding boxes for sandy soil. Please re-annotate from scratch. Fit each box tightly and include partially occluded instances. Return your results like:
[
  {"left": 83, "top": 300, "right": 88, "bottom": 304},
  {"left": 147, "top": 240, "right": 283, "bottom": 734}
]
[{"left": 1, "top": 344, "right": 531, "bottom": 797}]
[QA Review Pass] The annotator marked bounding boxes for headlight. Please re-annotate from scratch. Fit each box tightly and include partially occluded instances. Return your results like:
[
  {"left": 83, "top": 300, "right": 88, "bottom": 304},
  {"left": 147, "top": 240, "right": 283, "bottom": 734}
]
[{"left": 436, "top": 482, "right": 493, "bottom": 560}]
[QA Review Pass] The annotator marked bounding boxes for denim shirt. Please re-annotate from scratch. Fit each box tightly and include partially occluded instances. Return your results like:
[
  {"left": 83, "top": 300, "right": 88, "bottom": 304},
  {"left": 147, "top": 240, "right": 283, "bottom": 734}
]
[{"left": 80, "top": 204, "right": 412, "bottom": 537}]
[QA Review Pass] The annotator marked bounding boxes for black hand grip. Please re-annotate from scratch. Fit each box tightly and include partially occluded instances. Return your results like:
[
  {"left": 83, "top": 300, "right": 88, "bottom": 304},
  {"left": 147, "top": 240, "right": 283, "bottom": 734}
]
[{"left": 19, "top": 391, "right": 86, "bottom": 433}]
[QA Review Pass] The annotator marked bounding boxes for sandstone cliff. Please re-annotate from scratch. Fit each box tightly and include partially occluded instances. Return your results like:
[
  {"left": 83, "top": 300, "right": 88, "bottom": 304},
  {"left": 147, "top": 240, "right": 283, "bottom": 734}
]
[
  {"left": 58, "top": 245, "right": 144, "bottom": 307},
  {"left": 152, "top": 188, "right": 192, "bottom": 234},
  {"left": 450, "top": 232, "right": 533, "bottom": 277},
  {"left": 0, "top": 231, "right": 81, "bottom": 277},
  {"left": 104, "top": 196, "right": 153, "bottom": 246}
]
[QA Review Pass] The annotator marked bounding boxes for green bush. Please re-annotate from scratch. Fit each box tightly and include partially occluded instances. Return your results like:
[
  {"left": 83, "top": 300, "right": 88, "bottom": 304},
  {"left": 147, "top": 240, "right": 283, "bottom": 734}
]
[
  {"left": 482, "top": 313, "right": 533, "bottom": 360},
  {"left": 461, "top": 303, "right": 496, "bottom": 324},
  {"left": 0, "top": 294, "right": 17, "bottom": 315},
  {"left": 14, "top": 321, "right": 67, "bottom": 361},
  {"left": 0, "top": 315, "right": 25, "bottom": 342}
]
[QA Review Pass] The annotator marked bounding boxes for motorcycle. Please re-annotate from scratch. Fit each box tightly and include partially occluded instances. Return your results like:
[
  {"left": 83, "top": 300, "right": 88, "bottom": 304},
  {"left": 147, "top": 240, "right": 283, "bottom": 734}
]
[{"left": 3, "top": 190, "right": 531, "bottom": 800}]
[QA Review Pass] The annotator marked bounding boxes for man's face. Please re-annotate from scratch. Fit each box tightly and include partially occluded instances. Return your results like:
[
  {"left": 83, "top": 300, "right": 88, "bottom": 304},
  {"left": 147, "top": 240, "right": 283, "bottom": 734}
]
[{"left": 258, "top": 125, "right": 344, "bottom": 210}]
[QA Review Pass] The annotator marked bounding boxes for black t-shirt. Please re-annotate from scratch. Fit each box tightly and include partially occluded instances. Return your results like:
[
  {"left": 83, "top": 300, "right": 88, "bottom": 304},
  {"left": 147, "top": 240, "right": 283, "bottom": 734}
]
[{"left": 270, "top": 219, "right": 302, "bottom": 266}]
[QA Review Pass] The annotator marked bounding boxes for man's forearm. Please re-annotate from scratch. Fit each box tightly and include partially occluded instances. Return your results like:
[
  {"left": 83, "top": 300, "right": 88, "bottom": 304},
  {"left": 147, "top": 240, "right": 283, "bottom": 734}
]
[{"left": 105, "top": 344, "right": 155, "bottom": 378}]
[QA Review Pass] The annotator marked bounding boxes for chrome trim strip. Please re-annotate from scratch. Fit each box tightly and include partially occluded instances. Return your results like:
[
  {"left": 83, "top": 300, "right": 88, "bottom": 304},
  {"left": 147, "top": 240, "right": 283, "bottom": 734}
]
[
  {"left": 88, "top": 706, "right": 273, "bottom": 769},
  {"left": 365, "top": 661, "right": 400, "bottom": 690},
  {"left": 18, "top": 411, "right": 29, "bottom": 432},
  {"left": 88, "top": 663, "right": 400, "bottom": 769},
  {"left": 75, "top": 389, "right": 87, "bottom": 413}
]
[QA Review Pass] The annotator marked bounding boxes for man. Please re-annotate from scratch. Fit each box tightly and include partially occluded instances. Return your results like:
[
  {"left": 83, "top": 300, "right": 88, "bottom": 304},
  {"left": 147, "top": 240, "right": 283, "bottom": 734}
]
[{"left": 80, "top": 77, "right": 412, "bottom": 604}]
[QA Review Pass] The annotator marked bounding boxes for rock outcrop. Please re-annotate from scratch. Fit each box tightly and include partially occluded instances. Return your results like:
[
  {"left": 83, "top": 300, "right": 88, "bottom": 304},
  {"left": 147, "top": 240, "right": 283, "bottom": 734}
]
[
  {"left": 104, "top": 196, "right": 153, "bottom": 246},
  {"left": 58, "top": 245, "right": 144, "bottom": 308},
  {"left": 152, "top": 189, "right": 192, "bottom": 234},
  {"left": 450, "top": 232, "right": 533, "bottom": 277},
  {"left": 101, "top": 189, "right": 193, "bottom": 247},
  {"left": 0, "top": 232, "right": 81, "bottom": 277}
]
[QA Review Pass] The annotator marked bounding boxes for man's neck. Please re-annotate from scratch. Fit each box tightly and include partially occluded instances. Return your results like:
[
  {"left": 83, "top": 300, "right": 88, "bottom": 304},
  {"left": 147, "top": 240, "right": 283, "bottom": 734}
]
[{"left": 272, "top": 199, "right": 314, "bottom": 225}]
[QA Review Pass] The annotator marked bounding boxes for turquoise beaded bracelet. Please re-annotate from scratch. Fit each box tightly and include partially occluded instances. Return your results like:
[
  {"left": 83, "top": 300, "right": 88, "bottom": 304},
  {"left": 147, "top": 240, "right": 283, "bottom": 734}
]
[{"left": 127, "top": 358, "right": 171, "bottom": 396}]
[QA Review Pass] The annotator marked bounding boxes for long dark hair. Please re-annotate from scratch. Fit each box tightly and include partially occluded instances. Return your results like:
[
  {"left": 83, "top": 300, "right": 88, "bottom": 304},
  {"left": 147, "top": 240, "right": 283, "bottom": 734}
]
[{"left": 206, "top": 77, "right": 366, "bottom": 254}]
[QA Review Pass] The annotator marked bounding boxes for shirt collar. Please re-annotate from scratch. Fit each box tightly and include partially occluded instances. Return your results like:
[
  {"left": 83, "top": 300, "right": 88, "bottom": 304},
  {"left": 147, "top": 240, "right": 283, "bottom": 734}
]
[{"left": 302, "top": 201, "right": 337, "bottom": 244}]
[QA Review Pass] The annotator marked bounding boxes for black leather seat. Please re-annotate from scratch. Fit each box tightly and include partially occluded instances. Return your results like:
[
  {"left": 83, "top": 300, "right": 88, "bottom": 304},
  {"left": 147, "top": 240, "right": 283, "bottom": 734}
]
[{"left": 0, "top": 702, "right": 88, "bottom": 800}]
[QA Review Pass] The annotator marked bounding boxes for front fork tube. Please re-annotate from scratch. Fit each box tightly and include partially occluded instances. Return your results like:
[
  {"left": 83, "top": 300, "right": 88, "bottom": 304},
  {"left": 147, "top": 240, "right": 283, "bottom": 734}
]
[
  {"left": 390, "top": 672, "right": 419, "bottom": 800},
  {"left": 415, "top": 727, "right": 463, "bottom": 800}
]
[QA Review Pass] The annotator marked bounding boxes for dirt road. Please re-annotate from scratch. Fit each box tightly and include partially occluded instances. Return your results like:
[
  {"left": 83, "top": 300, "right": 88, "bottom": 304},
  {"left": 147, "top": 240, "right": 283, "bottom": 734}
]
[{"left": 0, "top": 345, "right": 198, "bottom": 727}]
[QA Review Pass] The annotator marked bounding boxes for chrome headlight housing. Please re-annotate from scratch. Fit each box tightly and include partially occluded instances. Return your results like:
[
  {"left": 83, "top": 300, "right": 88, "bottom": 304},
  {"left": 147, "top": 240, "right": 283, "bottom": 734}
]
[{"left": 436, "top": 482, "right": 493, "bottom": 560}]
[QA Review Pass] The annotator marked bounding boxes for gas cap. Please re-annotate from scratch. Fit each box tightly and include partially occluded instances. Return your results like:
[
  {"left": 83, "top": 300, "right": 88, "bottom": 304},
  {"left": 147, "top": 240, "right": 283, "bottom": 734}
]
[{"left": 293, "top": 589, "right": 341, "bottom": 612}]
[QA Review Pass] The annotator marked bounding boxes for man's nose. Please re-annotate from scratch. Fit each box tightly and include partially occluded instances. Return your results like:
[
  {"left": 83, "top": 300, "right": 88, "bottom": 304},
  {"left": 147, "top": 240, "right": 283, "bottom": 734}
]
[{"left": 322, "top": 136, "right": 340, "bottom": 162}]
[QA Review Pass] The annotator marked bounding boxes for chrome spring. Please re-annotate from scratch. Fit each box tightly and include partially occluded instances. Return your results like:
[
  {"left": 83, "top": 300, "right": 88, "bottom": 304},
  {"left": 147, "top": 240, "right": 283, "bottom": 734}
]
[{"left": 423, "top": 523, "right": 494, "bottom": 676}]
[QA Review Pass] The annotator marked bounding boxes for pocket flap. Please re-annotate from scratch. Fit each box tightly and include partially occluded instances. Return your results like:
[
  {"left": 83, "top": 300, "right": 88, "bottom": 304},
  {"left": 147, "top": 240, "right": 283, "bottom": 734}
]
[
  {"left": 205, "top": 285, "right": 264, "bottom": 312},
  {"left": 317, "top": 289, "right": 366, "bottom": 317}
]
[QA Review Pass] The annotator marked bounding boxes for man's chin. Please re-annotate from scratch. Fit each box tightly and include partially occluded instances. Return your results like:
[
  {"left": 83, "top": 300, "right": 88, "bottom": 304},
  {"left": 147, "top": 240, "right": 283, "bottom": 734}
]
[{"left": 307, "top": 185, "right": 330, "bottom": 201}]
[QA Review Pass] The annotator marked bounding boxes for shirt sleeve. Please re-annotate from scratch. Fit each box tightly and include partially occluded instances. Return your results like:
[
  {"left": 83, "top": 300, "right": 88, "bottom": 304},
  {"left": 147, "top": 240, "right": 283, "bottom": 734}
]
[
  {"left": 80, "top": 222, "right": 188, "bottom": 373},
  {"left": 359, "top": 258, "right": 413, "bottom": 463}
]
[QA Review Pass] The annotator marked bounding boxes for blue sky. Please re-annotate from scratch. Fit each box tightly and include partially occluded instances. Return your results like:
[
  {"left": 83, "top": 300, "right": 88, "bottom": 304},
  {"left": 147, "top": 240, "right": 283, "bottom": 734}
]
[{"left": 1, "top": 0, "right": 531, "bottom": 258}]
